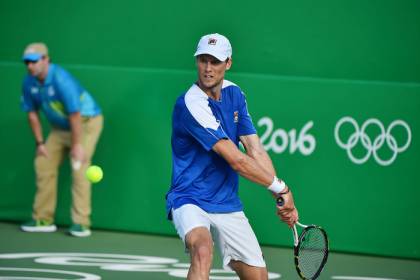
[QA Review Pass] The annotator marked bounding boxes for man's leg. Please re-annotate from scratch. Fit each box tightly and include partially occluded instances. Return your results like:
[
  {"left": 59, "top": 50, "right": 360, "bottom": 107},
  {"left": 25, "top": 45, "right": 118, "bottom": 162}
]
[
  {"left": 71, "top": 115, "right": 103, "bottom": 226},
  {"left": 185, "top": 227, "right": 214, "bottom": 280},
  {"left": 172, "top": 204, "right": 213, "bottom": 280},
  {"left": 33, "top": 130, "right": 66, "bottom": 222},
  {"left": 210, "top": 211, "right": 267, "bottom": 280},
  {"left": 229, "top": 260, "right": 268, "bottom": 280}
]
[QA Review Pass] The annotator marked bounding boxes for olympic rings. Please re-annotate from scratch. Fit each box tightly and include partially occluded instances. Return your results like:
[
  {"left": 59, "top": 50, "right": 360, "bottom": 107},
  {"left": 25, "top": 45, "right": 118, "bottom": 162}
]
[{"left": 334, "top": 116, "right": 411, "bottom": 166}]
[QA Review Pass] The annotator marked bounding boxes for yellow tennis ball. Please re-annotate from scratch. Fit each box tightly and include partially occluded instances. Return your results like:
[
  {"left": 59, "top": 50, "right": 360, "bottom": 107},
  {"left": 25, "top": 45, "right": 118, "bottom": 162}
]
[{"left": 86, "top": 165, "right": 103, "bottom": 183}]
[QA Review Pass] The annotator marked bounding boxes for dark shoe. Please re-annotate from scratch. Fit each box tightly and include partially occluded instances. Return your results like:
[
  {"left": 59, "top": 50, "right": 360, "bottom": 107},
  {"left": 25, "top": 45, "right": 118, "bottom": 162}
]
[{"left": 69, "top": 224, "right": 91, "bottom": 237}]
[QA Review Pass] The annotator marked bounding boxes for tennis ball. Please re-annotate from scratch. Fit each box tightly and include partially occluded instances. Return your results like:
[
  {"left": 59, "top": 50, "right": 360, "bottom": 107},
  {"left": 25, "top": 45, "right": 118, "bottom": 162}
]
[{"left": 86, "top": 165, "right": 103, "bottom": 183}]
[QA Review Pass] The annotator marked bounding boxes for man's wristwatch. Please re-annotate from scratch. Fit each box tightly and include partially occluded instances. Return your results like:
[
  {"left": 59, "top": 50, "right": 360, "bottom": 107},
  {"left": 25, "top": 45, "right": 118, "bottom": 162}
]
[
  {"left": 36, "top": 140, "right": 45, "bottom": 147},
  {"left": 276, "top": 186, "right": 290, "bottom": 206}
]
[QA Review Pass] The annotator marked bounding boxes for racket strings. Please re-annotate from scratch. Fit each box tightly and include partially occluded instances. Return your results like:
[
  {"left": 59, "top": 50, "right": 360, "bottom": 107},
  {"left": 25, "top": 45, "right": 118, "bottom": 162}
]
[{"left": 297, "top": 227, "right": 328, "bottom": 278}]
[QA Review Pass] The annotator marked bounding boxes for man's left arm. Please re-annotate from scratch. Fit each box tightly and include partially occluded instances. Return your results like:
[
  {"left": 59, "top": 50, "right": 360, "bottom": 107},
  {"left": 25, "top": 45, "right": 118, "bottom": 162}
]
[
  {"left": 69, "top": 112, "right": 85, "bottom": 167},
  {"left": 240, "top": 134, "right": 275, "bottom": 177},
  {"left": 237, "top": 90, "right": 275, "bottom": 176},
  {"left": 240, "top": 133, "right": 298, "bottom": 225},
  {"left": 56, "top": 69, "right": 85, "bottom": 168}
]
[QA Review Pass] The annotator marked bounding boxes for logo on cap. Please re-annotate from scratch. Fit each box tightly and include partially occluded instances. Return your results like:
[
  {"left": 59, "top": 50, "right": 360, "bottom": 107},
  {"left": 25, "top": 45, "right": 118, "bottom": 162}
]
[
  {"left": 26, "top": 48, "right": 37, "bottom": 54},
  {"left": 208, "top": 38, "right": 217, "bottom": 45}
]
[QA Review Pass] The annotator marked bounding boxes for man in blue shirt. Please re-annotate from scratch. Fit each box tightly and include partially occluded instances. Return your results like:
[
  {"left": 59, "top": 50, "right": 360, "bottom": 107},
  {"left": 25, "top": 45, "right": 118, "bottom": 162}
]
[
  {"left": 20, "top": 42, "right": 103, "bottom": 237},
  {"left": 166, "top": 34, "right": 299, "bottom": 279}
]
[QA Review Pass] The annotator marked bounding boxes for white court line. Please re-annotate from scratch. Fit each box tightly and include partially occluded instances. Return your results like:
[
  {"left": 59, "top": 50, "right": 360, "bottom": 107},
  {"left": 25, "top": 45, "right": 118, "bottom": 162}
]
[{"left": 333, "top": 276, "right": 402, "bottom": 280}]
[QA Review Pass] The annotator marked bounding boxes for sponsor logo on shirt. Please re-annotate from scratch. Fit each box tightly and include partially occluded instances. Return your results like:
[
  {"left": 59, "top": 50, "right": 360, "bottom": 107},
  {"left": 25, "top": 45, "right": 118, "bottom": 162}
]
[
  {"left": 30, "top": 87, "right": 39, "bottom": 94},
  {"left": 48, "top": 86, "right": 55, "bottom": 97},
  {"left": 234, "top": 111, "right": 239, "bottom": 123}
]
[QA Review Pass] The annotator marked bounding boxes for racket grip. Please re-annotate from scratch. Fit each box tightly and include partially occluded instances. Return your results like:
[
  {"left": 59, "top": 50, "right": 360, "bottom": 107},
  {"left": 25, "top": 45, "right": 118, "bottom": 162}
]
[{"left": 276, "top": 196, "right": 285, "bottom": 206}]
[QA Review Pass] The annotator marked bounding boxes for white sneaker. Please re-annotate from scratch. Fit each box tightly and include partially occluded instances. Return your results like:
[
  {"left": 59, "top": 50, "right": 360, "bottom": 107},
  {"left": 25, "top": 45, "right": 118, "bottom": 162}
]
[{"left": 21, "top": 219, "right": 57, "bottom": 232}]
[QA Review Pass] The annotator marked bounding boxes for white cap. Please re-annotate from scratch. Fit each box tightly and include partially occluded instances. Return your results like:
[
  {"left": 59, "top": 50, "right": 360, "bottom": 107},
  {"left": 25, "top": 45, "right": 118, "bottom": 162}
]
[
  {"left": 194, "top": 33, "right": 232, "bottom": 61},
  {"left": 22, "top": 42, "right": 48, "bottom": 61}
]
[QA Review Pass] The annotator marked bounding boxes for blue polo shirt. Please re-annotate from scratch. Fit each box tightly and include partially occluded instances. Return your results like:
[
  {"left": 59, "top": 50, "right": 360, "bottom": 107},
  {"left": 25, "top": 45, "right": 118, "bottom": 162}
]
[
  {"left": 21, "top": 64, "right": 101, "bottom": 130},
  {"left": 166, "top": 80, "right": 257, "bottom": 219}
]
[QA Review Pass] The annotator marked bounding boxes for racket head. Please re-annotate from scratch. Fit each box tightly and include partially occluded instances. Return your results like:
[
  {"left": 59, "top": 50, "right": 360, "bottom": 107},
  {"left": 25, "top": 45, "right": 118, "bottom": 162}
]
[{"left": 294, "top": 225, "right": 329, "bottom": 280}]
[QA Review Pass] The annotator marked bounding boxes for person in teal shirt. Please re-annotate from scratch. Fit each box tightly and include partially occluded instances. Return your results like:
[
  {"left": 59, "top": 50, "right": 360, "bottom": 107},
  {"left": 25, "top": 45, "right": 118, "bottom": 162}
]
[{"left": 20, "top": 42, "right": 103, "bottom": 237}]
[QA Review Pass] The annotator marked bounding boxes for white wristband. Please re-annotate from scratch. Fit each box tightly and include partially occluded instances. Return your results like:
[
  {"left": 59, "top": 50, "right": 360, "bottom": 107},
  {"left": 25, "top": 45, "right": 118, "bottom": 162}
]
[{"left": 268, "top": 176, "right": 286, "bottom": 194}]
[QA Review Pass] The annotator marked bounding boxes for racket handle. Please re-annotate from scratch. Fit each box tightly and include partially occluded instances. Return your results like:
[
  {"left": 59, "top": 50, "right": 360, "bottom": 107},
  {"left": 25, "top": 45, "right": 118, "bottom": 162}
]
[{"left": 276, "top": 196, "right": 285, "bottom": 206}]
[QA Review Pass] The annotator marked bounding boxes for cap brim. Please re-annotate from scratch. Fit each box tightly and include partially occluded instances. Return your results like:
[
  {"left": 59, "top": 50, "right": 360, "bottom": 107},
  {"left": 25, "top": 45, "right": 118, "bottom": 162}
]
[
  {"left": 194, "top": 50, "right": 227, "bottom": 62},
  {"left": 22, "top": 53, "right": 42, "bottom": 62}
]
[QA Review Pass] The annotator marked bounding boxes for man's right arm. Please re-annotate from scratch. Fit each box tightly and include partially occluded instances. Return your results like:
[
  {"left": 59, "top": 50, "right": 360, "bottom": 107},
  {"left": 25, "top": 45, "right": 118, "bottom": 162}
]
[{"left": 28, "top": 111, "right": 48, "bottom": 157}]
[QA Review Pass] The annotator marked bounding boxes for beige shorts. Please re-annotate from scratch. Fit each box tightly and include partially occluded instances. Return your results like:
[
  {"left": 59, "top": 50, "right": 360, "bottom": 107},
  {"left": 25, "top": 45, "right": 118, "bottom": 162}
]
[{"left": 172, "top": 204, "right": 266, "bottom": 270}]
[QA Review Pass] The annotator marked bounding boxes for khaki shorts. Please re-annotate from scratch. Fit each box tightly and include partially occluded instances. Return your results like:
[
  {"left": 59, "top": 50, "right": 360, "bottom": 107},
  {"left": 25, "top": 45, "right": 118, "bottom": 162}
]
[{"left": 172, "top": 204, "right": 266, "bottom": 270}]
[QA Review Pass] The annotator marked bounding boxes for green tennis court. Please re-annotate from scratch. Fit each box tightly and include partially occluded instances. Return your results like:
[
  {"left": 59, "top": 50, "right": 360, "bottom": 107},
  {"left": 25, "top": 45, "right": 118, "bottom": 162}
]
[{"left": 1, "top": 221, "right": 419, "bottom": 279}]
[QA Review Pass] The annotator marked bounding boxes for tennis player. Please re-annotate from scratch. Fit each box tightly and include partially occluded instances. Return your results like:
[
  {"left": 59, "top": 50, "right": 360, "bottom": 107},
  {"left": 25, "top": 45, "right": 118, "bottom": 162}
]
[{"left": 166, "top": 33, "right": 298, "bottom": 279}]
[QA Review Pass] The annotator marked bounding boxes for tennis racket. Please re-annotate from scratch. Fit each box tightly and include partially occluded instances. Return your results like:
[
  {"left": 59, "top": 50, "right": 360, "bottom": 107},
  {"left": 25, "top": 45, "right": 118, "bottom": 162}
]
[{"left": 277, "top": 196, "right": 329, "bottom": 280}]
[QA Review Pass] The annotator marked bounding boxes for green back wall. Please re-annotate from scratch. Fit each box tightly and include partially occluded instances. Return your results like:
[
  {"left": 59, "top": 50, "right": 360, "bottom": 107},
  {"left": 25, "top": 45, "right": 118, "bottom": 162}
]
[{"left": 1, "top": 0, "right": 419, "bottom": 259}]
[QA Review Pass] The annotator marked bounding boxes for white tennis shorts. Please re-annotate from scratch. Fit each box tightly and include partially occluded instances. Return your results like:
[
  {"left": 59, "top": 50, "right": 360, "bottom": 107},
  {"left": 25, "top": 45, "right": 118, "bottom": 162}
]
[{"left": 172, "top": 204, "right": 266, "bottom": 270}]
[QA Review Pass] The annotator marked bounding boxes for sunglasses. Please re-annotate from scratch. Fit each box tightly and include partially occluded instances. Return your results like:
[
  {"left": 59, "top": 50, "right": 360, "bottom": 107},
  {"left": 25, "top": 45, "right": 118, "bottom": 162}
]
[{"left": 23, "top": 55, "right": 46, "bottom": 65}]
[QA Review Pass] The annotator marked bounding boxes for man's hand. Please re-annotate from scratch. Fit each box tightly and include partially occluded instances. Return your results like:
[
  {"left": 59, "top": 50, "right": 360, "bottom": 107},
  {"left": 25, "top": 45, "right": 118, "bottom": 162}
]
[
  {"left": 68, "top": 112, "right": 84, "bottom": 170},
  {"left": 71, "top": 143, "right": 85, "bottom": 170},
  {"left": 36, "top": 144, "right": 49, "bottom": 158},
  {"left": 275, "top": 188, "right": 299, "bottom": 227}
]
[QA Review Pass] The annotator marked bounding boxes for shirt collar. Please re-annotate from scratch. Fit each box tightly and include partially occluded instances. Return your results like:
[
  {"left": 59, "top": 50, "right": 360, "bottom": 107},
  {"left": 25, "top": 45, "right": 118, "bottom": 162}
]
[
  {"left": 43, "top": 63, "right": 55, "bottom": 85},
  {"left": 193, "top": 82, "right": 223, "bottom": 103}
]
